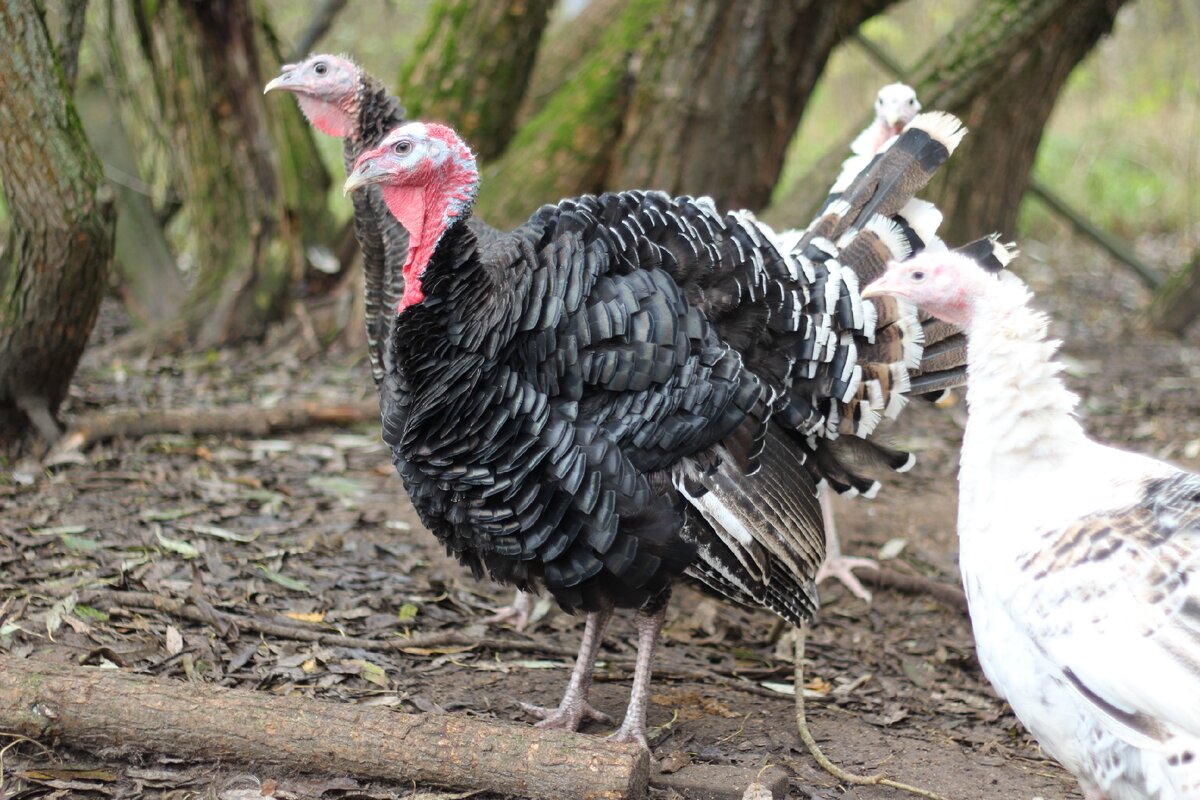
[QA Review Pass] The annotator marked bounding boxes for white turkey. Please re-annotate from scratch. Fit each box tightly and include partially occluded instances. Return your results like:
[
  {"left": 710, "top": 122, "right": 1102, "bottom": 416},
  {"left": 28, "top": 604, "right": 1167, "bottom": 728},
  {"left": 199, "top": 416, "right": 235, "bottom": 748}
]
[
  {"left": 863, "top": 251, "right": 1200, "bottom": 800},
  {"left": 332, "top": 109, "right": 984, "bottom": 749}
]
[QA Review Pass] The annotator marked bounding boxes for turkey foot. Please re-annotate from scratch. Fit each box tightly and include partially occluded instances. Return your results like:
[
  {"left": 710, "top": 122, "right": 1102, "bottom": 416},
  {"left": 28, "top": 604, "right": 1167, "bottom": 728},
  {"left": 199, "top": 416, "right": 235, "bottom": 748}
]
[
  {"left": 484, "top": 589, "right": 535, "bottom": 631},
  {"left": 816, "top": 555, "right": 879, "bottom": 603},
  {"left": 520, "top": 695, "right": 613, "bottom": 730},
  {"left": 520, "top": 608, "right": 612, "bottom": 731},
  {"left": 815, "top": 484, "right": 878, "bottom": 603},
  {"left": 605, "top": 607, "right": 666, "bottom": 750}
]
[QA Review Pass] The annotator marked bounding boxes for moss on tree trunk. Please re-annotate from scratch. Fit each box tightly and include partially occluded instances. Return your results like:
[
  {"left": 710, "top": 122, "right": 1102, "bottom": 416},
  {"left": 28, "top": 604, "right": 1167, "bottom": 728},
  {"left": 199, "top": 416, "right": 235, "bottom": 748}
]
[
  {"left": 476, "top": 0, "right": 895, "bottom": 228},
  {"left": 398, "top": 0, "right": 555, "bottom": 161},
  {"left": 0, "top": 0, "right": 116, "bottom": 454},
  {"left": 474, "top": 0, "right": 667, "bottom": 228},
  {"left": 766, "top": 0, "right": 1127, "bottom": 242}
]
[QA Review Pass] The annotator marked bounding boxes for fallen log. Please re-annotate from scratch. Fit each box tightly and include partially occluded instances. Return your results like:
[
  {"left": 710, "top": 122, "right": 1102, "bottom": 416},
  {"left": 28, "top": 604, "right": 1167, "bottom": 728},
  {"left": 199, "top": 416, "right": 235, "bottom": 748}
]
[
  {"left": 51, "top": 399, "right": 380, "bottom": 452},
  {"left": 0, "top": 655, "right": 649, "bottom": 800}
]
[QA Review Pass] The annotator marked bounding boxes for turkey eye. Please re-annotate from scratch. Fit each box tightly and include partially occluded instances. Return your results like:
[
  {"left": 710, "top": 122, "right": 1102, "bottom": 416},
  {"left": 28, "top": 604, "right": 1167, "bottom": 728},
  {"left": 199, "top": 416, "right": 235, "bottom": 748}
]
[
  {"left": 911, "top": 270, "right": 926, "bottom": 282},
  {"left": 314, "top": 62, "right": 327, "bottom": 76},
  {"left": 393, "top": 140, "right": 413, "bottom": 155}
]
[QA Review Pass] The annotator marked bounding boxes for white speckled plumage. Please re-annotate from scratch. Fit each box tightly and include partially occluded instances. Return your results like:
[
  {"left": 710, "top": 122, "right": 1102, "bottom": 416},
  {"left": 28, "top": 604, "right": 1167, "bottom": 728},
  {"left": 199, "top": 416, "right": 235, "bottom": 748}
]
[{"left": 867, "top": 254, "right": 1200, "bottom": 800}]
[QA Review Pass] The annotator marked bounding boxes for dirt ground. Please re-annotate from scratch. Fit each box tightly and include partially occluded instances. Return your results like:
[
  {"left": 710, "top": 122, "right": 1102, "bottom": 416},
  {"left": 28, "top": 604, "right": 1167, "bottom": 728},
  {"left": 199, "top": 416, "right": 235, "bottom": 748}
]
[{"left": 2, "top": 234, "right": 1199, "bottom": 800}]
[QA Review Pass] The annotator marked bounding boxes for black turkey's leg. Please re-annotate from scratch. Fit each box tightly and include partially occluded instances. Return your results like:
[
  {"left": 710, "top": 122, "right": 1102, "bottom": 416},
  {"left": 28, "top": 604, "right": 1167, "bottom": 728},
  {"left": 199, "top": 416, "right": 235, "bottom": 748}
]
[
  {"left": 520, "top": 608, "right": 613, "bottom": 729},
  {"left": 607, "top": 606, "right": 666, "bottom": 749},
  {"left": 815, "top": 484, "right": 877, "bottom": 602}
]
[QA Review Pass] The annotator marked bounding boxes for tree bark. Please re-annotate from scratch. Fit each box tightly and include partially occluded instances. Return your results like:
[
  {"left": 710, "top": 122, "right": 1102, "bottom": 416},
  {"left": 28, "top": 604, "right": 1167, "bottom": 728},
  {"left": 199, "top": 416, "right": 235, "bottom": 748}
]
[
  {"left": 0, "top": 0, "right": 116, "bottom": 454},
  {"left": 50, "top": 0, "right": 88, "bottom": 92},
  {"left": 918, "top": 0, "right": 1127, "bottom": 245},
  {"left": 610, "top": 0, "right": 893, "bottom": 212},
  {"left": 475, "top": 0, "right": 667, "bottom": 228},
  {"left": 765, "top": 0, "right": 1127, "bottom": 242},
  {"left": 398, "top": 0, "right": 555, "bottom": 162},
  {"left": 129, "top": 0, "right": 332, "bottom": 347},
  {"left": 0, "top": 655, "right": 650, "bottom": 800},
  {"left": 476, "top": 0, "right": 895, "bottom": 229},
  {"left": 516, "top": 0, "right": 629, "bottom": 126},
  {"left": 1147, "top": 251, "right": 1200, "bottom": 334}
]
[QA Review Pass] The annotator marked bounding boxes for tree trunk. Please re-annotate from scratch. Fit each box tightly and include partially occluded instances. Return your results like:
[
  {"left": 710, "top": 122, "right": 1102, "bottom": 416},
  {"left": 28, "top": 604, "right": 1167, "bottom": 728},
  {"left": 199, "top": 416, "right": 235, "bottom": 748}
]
[
  {"left": 0, "top": 0, "right": 116, "bottom": 454},
  {"left": 516, "top": 0, "right": 629, "bottom": 126},
  {"left": 1147, "top": 251, "right": 1200, "bottom": 335},
  {"left": 475, "top": 0, "right": 667, "bottom": 228},
  {"left": 476, "top": 0, "right": 894, "bottom": 229},
  {"left": 765, "top": 0, "right": 1127, "bottom": 242},
  {"left": 398, "top": 0, "right": 555, "bottom": 161},
  {"left": 130, "top": 0, "right": 331, "bottom": 347},
  {"left": 610, "top": 0, "right": 893, "bottom": 212},
  {"left": 918, "top": 0, "right": 1127, "bottom": 245}
]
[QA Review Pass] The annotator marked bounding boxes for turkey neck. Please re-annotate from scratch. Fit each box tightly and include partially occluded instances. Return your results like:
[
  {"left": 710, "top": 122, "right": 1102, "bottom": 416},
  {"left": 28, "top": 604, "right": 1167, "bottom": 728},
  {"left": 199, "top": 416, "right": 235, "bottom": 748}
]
[
  {"left": 342, "top": 74, "right": 405, "bottom": 168},
  {"left": 959, "top": 276, "right": 1086, "bottom": 475}
]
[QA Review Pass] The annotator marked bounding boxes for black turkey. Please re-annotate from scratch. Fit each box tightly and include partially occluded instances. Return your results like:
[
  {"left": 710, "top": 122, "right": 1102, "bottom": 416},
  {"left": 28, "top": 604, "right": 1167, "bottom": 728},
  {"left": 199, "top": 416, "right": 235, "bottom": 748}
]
[{"left": 341, "top": 113, "right": 978, "bottom": 747}]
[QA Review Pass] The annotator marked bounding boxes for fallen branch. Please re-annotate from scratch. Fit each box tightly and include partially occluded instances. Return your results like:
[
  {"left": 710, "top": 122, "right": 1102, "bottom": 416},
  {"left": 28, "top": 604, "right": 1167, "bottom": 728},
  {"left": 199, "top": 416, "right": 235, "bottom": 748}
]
[
  {"left": 793, "top": 624, "right": 951, "bottom": 800},
  {"left": 0, "top": 655, "right": 649, "bottom": 800},
  {"left": 53, "top": 399, "right": 380, "bottom": 452},
  {"left": 868, "top": 567, "right": 968, "bottom": 613}
]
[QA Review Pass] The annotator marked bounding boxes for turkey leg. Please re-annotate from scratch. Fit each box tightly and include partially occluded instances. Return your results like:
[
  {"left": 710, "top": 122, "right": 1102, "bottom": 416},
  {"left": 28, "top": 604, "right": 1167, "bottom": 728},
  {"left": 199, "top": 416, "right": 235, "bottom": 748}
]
[
  {"left": 814, "top": 484, "right": 878, "bottom": 602},
  {"left": 520, "top": 608, "right": 613, "bottom": 729},
  {"left": 607, "top": 606, "right": 666, "bottom": 749}
]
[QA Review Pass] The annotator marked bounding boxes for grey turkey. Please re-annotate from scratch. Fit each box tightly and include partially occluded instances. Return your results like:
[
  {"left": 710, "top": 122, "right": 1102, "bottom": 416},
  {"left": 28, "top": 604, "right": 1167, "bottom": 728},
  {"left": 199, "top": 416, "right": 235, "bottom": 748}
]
[
  {"left": 264, "top": 54, "right": 533, "bottom": 629},
  {"left": 336, "top": 113, "right": 985, "bottom": 748},
  {"left": 264, "top": 54, "right": 502, "bottom": 387}
]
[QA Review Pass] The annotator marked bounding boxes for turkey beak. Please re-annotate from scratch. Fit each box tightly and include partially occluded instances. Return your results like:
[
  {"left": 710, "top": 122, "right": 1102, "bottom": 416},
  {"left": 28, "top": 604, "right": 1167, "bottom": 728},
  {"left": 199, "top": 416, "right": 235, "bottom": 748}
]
[
  {"left": 861, "top": 269, "right": 904, "bottom": 300},
  {"left": 263, "top": 63, "right": 300, "bottom": 95},
  {"left": 343, "top": 158, "right": 387, "bottom": 195}
]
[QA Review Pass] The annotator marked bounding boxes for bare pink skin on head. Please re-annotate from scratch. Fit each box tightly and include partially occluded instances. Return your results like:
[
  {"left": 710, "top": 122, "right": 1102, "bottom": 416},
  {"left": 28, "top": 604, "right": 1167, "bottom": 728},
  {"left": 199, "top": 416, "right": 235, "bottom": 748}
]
[
  {"left": 345, "top": 122, "right": 479, "bottom": 311},
  {"left": 862, "top": 252, "right": 992, "bottom": 326},
  {"left": 264, "top": 54, "right": 360, "bottom": 138}
]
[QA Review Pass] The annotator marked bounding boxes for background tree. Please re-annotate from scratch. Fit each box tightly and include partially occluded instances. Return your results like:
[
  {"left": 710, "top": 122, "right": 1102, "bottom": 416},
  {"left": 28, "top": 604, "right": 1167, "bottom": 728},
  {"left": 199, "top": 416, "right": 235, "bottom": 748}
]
[
  {"left": 0, "top": 0, "right": 116, "bottom": 454},
  {"left": 398, "top": 0, "right": 556, "bottom": 161},
  {"left": 473, "top": 0, "right": 899, "bottom": 228},
  {"left": 107, "top": 0, "right": 334, "bottom": 347},
  {"left": 765, "top": 0, "right": 1128, "bottom": 245}
]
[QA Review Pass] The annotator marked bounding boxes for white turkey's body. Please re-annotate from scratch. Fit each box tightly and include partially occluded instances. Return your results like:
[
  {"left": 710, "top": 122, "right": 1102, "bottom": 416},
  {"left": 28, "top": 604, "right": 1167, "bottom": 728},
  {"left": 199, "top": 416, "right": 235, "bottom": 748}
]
[{"left": 955, "top": 274, "right": 1200, "bottom": 800}]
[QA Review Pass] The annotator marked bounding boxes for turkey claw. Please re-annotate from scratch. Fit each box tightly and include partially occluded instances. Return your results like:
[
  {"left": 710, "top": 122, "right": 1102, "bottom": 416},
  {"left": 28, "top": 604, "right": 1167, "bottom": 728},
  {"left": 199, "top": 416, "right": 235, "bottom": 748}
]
[
  {"left": 520, "top": 699, "right": 612, "bottom": 730},
  {"left": 817, "top": 555, "right": 879, "bottom": 603}
]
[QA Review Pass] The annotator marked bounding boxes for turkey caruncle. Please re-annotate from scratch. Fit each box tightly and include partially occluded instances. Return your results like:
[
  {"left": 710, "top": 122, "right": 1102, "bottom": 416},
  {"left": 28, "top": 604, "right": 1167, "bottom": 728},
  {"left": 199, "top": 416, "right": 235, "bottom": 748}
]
[{"left": 340, "top": 112, "right": 987, "bottom": 748}]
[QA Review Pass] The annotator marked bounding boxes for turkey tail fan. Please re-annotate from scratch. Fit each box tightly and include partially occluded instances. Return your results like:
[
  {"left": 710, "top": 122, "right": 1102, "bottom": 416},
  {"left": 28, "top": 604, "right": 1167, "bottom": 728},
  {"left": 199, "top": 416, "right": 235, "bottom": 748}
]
[
  {"left": 677, "top": 428, "right": 824, "bottom": 627},
  {"left": 800, "top": 111, "right": 966, "bottom": 249},
  {"left": 771, "top": 111, "right": 970, "bottom": 498}
]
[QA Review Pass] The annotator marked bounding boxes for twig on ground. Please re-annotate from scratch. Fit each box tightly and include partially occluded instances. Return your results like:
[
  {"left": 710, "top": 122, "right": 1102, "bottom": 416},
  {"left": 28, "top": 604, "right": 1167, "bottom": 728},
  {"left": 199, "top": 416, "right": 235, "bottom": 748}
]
[
  {"left": 49, "top": 399, "right": 379, "bottom": 456},
  {"left": 793, "top": 623, "right": 953, "bottom": 800},
  {"left": 81, "top": 590, "right": 794, "bottom": 702},
  {"left": 869, "top": 566, "right": 968, "bottom": 612}
]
